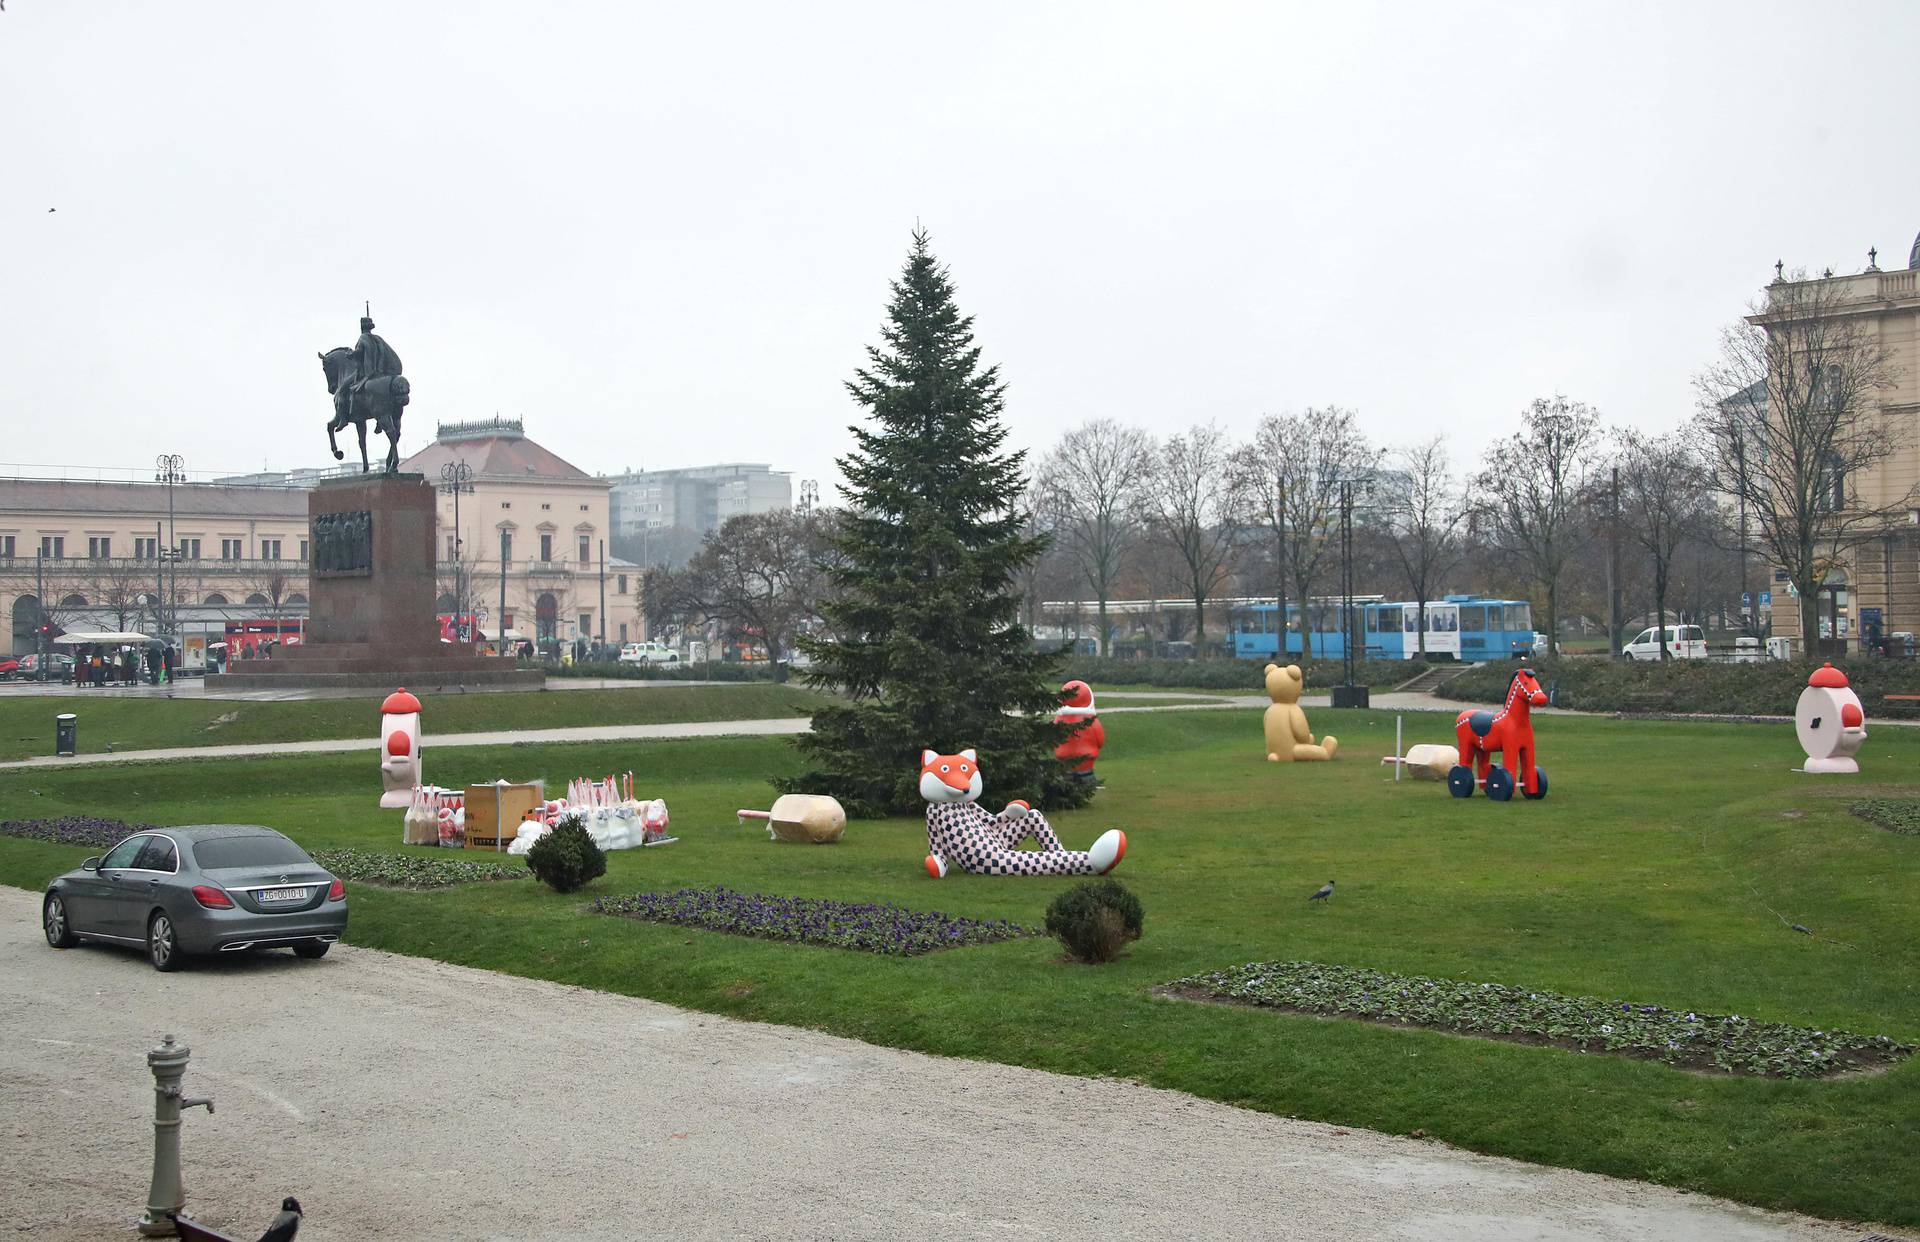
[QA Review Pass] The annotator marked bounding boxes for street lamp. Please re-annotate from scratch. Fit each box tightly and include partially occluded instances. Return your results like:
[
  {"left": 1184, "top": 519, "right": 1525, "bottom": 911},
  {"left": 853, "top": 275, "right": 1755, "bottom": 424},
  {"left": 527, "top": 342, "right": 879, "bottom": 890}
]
[
  {"left": 1332, "top": 476, "right": 1372, "bottom": 709},
  {"left": 154, "top": 454, "right": 186, "bottom": 643},
  {"left": 438, "top": 460, "right": 475, "bottom": 642}
]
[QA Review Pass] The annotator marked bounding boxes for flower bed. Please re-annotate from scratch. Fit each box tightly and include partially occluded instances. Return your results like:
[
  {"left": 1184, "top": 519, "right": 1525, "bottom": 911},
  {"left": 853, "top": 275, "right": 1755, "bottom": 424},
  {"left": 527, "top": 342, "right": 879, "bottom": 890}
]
[
  {"left": 592, "top": 885, "right": 1036, "bottom": 956},
  {"left": 1853, "top": 800, "right": 1920, "bottom": 836},
  {"left": 0, "top": 816, "right": 158, "bottom": 849},
  {"left": 1165, "top": 961, "right": 1913, "bottom": 1079},
  {"left": 309, "top": 849, "right": 527, "bottom": 890}
]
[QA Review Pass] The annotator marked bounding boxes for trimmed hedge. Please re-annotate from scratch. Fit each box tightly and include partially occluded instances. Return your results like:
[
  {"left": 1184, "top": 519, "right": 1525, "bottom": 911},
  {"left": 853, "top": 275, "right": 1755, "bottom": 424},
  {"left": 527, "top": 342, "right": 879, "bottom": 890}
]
[
  {"left": 1437, "top": 656, "right": 1920, "bottom": 717},
  {"left": 540, "top": 659, "right": 777, "bottom": 682},
  {"left": 1062, "top": 656, "right": 1416, "bottom": 692}
]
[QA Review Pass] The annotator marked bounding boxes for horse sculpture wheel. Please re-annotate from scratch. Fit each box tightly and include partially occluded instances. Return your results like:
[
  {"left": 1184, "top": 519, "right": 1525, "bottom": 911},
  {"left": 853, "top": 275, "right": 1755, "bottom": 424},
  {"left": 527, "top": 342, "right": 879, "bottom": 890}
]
[{"left": 1448, "top": 665, "right": 1549, "bottom": 801}]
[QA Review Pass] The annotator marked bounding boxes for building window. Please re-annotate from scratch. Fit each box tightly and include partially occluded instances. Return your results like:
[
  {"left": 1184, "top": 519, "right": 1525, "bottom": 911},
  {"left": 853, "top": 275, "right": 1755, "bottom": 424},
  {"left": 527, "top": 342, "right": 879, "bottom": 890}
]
[
  {"left": 580, "top": 504, "right": 589, "bottom": 512},
  {"left": 181, "top": 538, "right": 202, "bottom": 560},
  {"left": 298, "top": 539, "right": 308, "bottom": 561},
  {"left": 88, "top": 536, "right": 111, "bottom": 559},
  {"left": 619, "top": 622, "right": 628, "bottom": 643},
  {"left": 539, "top": 534, "right": 553, "bottom": 562},
  {"left": 500, "top": 532, "right": 513, "bottom": 561},
  {"left": 500, "top": 501, "right": 511, "bottom": 510},
  {"left": 135, "top": 537, "right": 159, "bottom": 559},
  {"left": 221, "top": 539, "right": 243, "bottom": 560},
  {"left": 40, "top": 536, "right": 64, "bottom": 558},
  {"left": 0, "top": 535, "right": 14, "bottom": 559},
  {"left": 446, "top": 536, "right": 457, "bottom": 559},
  {"left": 579, "top": 612, "right": 592, "bottom": 637},
  {"left": 261, "top": 539, "right": 282, "bottom": 560},
  {"left": 541, "top": 503, "right": 551, "bottom": 511},
  {"left": 578, "top": 535, "right": 592, "bottom": 563},
  {"left": 617, "top": 574, "right": 628, "bottom": 595}
]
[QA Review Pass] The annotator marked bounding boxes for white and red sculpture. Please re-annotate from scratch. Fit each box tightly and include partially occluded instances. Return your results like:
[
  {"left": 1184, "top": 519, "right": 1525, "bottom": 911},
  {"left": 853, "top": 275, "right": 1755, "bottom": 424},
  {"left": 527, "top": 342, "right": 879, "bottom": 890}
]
[
  {"left": 920, "top": 748, "right": 1125, "bottom": 878},
  {"left": 1796, "top": 663, "right": 1867, "bottom": 774},
  {"left": 379, "top": 688, "right": 423, "bottom": 808}
]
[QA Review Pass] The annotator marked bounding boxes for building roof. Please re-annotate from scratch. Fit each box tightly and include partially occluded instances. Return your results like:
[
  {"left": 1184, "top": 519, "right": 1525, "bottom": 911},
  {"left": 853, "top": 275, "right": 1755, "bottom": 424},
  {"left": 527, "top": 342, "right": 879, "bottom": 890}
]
[
  {"left": 0, "top": 477, "right": 308, "bottom": 519},
  {"left": 401, "top": 432, "right": 593, "bottom": 482}
]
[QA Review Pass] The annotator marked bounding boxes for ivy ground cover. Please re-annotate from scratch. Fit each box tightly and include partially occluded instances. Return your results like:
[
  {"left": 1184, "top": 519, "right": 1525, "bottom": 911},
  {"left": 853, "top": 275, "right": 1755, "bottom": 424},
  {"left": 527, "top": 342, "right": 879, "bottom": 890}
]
[
  {"left": 593, "top": 886, "right": 1033, "bottom": 955},
  {"left": 1168, "top": 961, "right": 1911, "bottom": 1078},
  {"left": 2, "top": 711, "right": 1919, "bottom": 1228}
]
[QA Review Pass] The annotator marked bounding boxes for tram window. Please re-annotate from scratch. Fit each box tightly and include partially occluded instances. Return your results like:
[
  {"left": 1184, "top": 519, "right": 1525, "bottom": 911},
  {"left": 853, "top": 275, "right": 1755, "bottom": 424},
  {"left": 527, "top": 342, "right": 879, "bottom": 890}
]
[{"left": 1458, "top": 605, "right": 1485, "bottom": 631}]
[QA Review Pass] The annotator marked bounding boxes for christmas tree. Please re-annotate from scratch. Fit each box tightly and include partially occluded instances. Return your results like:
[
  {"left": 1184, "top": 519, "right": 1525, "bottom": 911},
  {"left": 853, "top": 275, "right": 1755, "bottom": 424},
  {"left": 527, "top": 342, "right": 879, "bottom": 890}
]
[{"left": 781, "top": 231, "right": 1089, "bottom": 817}]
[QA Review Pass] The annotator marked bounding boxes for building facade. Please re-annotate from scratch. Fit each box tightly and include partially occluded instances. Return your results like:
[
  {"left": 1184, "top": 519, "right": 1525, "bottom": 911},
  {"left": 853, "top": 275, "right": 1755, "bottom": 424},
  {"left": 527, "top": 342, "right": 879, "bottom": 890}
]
[
  {"left": 404, "top": 418, "right": 641, "bottom": 648},
  {"left": 1752, "top": 238, "right": 1920, "bottom": 644},
  {"left": 605, "top": 463, "right": 791, "bottom": 567},
  {"left": 1, "top": 477, "right": 312, "bottom": 657}
]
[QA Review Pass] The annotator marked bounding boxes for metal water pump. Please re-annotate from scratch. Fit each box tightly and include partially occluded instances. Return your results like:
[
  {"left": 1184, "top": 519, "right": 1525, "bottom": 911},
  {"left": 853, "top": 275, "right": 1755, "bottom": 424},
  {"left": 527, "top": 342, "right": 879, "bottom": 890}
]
[{"left": 138, "top": 1033, "right": 214, "bottom": 1237}]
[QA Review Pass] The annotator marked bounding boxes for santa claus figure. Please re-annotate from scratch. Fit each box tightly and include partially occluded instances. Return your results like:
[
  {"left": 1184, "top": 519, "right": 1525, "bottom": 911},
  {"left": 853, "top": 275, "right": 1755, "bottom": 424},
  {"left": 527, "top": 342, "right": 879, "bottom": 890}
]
[
  {"left": 1054, "top": 679, "right": 1106, "bottom": 787},
  {"left": 1795, "top": 663, "right": 1867, "bottom": 774}
]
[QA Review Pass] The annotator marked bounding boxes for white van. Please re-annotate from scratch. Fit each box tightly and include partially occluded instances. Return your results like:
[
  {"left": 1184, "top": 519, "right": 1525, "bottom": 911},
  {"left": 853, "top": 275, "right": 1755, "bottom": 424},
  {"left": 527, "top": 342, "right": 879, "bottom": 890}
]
[
  {"left": 1622, "top": 624, "right": 1706, "bottom": 661},
  {"left": 618, "top": 641, "right": 679, "bottom": 665}
]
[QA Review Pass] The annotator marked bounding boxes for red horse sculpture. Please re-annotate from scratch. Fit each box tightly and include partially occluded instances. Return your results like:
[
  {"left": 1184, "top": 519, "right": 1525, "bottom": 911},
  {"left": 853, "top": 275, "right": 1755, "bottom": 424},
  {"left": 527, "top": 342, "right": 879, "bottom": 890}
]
[{"left": 1449, "top": 666, "right": 1549, "bottom": 800}]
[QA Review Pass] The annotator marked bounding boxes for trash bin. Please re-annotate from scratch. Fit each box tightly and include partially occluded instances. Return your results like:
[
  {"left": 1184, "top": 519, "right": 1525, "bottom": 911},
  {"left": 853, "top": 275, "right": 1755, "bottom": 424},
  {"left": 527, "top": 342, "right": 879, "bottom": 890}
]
[{"left": 55, "top": 713, "right": 77, "bottom": 756}]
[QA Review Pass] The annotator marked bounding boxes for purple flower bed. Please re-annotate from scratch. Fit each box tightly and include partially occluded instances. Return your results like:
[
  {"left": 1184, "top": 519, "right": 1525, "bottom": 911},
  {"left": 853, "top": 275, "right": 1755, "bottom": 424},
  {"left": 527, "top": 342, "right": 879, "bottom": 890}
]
[
  {"left": 1167, "top": 961, "right": 1914, "bottom": 1079},
  {"left": 592, "top": 886, "right": 1036, "bottom": 956},
  {"left": 0, "top": 816, "right": 155, "bottom": 849}
]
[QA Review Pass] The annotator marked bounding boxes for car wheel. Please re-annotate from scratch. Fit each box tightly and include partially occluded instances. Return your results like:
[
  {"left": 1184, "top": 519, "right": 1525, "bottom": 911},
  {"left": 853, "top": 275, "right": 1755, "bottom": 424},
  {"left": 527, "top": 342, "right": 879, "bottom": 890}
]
[
  {"left": 293, "top": 941, "right": 331, "bottom": 960},
  {"left": 43, "top": 893, "right": 78, "bottom": 948},
  {"left": 147, "top": 911, "right": 184, "bottom": 972}
]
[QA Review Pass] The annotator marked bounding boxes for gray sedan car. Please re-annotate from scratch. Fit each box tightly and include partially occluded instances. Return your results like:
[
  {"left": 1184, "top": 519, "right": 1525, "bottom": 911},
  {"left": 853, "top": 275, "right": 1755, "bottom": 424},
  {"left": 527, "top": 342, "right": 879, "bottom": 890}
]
[{"left": 42, "top": 824, "right": 347, "bottom": 971}]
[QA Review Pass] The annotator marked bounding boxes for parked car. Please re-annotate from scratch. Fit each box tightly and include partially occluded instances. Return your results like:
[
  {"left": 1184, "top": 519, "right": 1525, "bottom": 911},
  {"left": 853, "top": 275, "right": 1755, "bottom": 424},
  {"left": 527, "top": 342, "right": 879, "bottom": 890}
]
[
  {"left": 14, "top": 652, "right": 75, "bottom": 680},
  {"left": 0, "top": 655, "right": 19, "bottom": 679},
  {"left": 618, "top": 641, "right": 680, "bottom": 665},
  {"left": 42, "top": 824, "right": 347, "bottom": 971},
  {"left": 1622, "top": 624, "right": 1707, "bottom": 661}
]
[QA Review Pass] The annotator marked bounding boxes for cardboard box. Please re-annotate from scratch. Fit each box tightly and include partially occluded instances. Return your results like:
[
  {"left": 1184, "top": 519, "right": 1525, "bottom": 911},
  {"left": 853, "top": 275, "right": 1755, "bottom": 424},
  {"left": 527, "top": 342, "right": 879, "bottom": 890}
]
[{"left": 464, "top": 781, "right": 544, "bottom": 851}]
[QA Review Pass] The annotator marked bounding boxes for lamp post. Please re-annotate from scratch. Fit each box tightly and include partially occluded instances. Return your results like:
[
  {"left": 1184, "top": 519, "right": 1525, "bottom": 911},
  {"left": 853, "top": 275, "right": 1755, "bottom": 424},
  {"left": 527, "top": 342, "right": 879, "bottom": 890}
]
[
  {"left": 1331, "top": 477, "right": 1371, "bottom": 709},
  {"left": 499, "top": 528, "right": 510, "bottom": 656},
  {"left": 439, "top": 460, "right": 475, "bottom": 642},
  {"left": 598, "top": 538, "right": 606, "bottom": 652},
  {"left": 154, "top": 454, "right": 186, "bottom": 643}
]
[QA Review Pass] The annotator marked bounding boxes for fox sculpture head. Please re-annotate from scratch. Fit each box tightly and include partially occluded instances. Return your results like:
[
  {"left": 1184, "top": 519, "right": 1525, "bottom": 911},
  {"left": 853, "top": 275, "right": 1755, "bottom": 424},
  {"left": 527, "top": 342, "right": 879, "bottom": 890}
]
[{"left": 919, "top": 748, "right": 984, "bottom": 804}]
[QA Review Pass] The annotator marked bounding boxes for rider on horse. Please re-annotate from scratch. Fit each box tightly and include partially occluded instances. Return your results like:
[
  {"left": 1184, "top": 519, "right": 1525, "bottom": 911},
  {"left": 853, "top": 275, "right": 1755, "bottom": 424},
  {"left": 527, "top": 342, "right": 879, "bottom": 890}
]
[{"left": 351, "top": 316, "right": 403, "bottom": 436}]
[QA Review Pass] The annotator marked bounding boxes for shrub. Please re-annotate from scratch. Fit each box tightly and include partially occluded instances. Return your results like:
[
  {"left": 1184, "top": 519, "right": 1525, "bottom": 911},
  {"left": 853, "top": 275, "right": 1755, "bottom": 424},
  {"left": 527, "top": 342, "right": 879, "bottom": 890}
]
[
  {"left": 1061, "top": 656, "right": 1412, "bottom": 692},
  {"left": 540, "top": 659, "right": 776, "bottom": 683},
  {"left": 1437, "top": 655, "right": 1920, "bottom": 717},
  {"left": 524, "top": 812, "right": 607, "bottom": 893},
  {"left": 309, "top": 849, "right": 527, "bottom": 890},
  {"left": 1044, "top": 878, "right": 1145, "bottom": 964}
]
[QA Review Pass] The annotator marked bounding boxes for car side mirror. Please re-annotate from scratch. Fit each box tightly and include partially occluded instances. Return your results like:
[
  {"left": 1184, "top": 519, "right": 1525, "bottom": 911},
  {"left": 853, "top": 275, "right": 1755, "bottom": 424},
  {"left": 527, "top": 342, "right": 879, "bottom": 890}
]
[{"left": 80, "top": 856, "right": 101, "bottom": 872}]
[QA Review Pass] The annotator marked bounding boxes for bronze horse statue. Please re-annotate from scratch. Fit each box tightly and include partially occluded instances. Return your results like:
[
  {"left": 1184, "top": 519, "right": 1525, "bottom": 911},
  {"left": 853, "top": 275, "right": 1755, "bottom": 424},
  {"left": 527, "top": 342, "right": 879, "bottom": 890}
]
[{"left": 318, "top": 347, "right": 410, "bottom": 472}]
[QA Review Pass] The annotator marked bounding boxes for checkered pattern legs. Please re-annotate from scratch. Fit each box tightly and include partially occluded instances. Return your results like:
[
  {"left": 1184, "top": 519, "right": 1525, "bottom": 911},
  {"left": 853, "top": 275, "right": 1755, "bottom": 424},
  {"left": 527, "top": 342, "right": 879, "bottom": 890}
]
[{"left": 925, "top": 802, "right": 1095, "bottom": 876}]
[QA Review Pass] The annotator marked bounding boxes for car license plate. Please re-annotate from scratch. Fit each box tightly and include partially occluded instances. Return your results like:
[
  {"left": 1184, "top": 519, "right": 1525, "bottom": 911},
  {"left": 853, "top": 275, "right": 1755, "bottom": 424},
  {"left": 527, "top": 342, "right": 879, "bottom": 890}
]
[{"left": 259, "top": 887, "right": 309, "bottom": 903}]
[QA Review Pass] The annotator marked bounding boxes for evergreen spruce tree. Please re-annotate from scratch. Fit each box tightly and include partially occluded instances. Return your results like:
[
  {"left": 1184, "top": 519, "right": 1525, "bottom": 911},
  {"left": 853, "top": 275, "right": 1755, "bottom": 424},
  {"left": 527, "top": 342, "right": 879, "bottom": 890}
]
[{"left": 781, "top": 231, "right": 1089, "bottom": 817}]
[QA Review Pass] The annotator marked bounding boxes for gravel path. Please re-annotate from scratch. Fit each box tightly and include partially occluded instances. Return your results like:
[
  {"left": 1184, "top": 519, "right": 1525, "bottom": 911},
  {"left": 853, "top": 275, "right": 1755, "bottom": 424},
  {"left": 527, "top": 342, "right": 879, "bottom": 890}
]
[{"left": 0, "top": 889, "right": 1894, "bottom": 1242}]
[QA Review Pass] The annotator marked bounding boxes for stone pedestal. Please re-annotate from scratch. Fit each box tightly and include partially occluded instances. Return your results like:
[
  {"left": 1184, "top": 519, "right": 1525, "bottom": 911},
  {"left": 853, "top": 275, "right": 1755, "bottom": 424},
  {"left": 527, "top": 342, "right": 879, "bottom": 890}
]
[{"left": 206, "top": 474, "right": 542, "bottom": 692}]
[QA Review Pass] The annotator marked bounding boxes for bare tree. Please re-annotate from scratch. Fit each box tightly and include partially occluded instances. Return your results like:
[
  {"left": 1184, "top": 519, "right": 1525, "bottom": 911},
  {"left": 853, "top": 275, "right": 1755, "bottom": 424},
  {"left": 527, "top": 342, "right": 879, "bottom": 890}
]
[
  {"left": 1229, "top": 406, "right": 1375, "bottom": 667},
  {"left": 1470, "top": 396, "right": 1603, "bottom": 651},
  {"left": 1614, "top": 429, "right": 1716, "bottom": 660},
  {"left": 83, "top": 559, "right": 153, "bottom": 633},
  {"left": 648, "top": 508, "right": 837, "bottom": 680},
  {"left": 1039, "top": 420, "right": 1151, "bottom": 655},
  {"left": 1695, "top": 273, "right": 1906, "bottom": 651},
  {"left": 1381, "top": 436, "right": 1466, "bottom": 658},
  {"left": 1142, "top": 423, "right": 1237, "bottom": 646}
]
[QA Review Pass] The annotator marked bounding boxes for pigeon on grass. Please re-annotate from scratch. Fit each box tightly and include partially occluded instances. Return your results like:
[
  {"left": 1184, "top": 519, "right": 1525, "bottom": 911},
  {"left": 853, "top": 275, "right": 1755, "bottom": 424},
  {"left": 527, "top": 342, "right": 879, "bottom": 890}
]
[{"left": 1308, "top": 880, "right": 1335, "bottom": 904}]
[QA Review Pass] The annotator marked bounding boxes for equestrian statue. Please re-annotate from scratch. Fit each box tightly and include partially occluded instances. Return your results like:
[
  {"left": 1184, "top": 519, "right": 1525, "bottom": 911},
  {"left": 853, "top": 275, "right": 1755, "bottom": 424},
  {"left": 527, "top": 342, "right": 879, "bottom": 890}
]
[{"left": 319, "top": 309, "right": 410, "bottom": 472}]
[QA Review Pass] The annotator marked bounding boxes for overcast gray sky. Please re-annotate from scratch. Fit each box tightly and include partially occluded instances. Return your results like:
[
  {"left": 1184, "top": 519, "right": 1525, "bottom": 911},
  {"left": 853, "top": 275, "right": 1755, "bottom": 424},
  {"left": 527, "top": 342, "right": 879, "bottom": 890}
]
[{"left": 4, "top": 1, "right": 1917, "bottom": 499}]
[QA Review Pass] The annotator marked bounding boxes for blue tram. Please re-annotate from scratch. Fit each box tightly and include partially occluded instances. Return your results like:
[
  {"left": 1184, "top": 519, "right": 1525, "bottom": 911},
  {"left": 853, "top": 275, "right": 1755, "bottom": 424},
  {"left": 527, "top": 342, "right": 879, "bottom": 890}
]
[{"left": 1230, "top": 595, "right": 1535, "bottom": 662}]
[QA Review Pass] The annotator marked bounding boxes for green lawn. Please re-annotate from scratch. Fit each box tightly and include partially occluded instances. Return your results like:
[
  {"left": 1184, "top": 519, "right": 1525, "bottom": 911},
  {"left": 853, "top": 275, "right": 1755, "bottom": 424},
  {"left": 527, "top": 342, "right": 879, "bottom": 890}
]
[
  {"left": 3, "top": 708, "right": 1918, "bottom": 1226},
  {"left": 0, "top": 683, "right": 823, "bottom": 760}
]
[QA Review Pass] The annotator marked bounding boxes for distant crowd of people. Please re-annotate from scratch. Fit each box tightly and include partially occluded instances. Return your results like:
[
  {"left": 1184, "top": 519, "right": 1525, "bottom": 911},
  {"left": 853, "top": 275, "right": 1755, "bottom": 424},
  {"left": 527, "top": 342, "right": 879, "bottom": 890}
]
[{"left": 71, "top": 644, "right": 174, "bottom": 688}]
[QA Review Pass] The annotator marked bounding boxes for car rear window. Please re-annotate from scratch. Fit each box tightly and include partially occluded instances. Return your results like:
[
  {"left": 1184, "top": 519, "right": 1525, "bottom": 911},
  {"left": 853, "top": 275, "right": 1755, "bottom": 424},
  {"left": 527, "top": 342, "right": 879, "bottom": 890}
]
[{"left": 193, "top": 835, "right": 311, "bottom": 869}]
